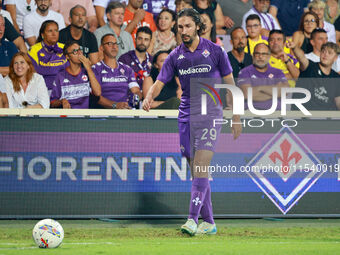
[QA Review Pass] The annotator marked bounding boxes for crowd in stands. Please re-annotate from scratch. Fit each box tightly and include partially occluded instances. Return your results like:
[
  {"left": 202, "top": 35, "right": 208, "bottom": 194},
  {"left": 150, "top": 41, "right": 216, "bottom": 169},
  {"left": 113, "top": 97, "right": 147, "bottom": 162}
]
[{"left": 0, "top": 0, "right": 339, "bottom": 111}]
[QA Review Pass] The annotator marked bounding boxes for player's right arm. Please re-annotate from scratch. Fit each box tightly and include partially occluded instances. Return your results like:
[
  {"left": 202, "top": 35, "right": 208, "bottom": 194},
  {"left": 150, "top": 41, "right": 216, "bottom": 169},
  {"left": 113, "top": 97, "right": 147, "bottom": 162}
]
[{"left": 142, "top": 80, "right": 165, "bottom": 112}]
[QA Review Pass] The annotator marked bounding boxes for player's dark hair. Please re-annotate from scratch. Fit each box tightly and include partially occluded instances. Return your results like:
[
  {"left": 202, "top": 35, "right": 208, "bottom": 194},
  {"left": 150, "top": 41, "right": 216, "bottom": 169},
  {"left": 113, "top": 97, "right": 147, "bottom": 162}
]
[
  {"left": 106, "top": 1, "right": 125, "bottom": 14},
  {"left": 310, "top": 28, "right": 327, "bottom": 40},
  {"left": 178, "top": 8, "right": 206, "bottom": 36},
  {"left": 269, "top": 29, "right": 286, "bottom": 42},
  {"left": 63, "top": 41, "right": 80, "bottom": 56},
  {"left": 136, "top": 26, "right": 153, "bottom": 39},
  {"left": 230, "top": 27, "right": 245, "bottom": 40},
  {"left": 175, "top": 0, "right": 193, "bottom": 7},
  {"left": 69, "top": 4, "right": 86, "bottom": 18},
  {"left": 246, "top": 14, "right": 261, "bottom": 24},
  {"left": 100, "top": 33, "right": 116, "bottom": 45},
  {"left": 37, "top": 20, "right": 59, "bottom": 43}
]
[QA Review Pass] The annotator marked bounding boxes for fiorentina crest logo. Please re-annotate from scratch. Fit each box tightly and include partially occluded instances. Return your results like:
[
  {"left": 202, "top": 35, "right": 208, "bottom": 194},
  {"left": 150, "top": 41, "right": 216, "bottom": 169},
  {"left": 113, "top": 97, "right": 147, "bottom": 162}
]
[{"left": 246, "top": 127, "right": 324, "bottom": 214}]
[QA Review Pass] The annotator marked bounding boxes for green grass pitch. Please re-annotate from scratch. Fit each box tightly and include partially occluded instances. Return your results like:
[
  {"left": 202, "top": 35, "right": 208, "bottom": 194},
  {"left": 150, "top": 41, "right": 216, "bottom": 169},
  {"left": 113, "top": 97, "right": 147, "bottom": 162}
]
[{"left": 0, "top": 219, "right": 340, "bottom": 255}]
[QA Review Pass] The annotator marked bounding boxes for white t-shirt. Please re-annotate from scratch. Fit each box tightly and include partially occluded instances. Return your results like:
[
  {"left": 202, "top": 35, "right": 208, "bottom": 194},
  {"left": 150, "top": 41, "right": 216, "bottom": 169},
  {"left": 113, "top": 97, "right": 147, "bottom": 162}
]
[
  {"left": 0, "top": 9, "right": 13, "bottom": 24},
  {"left": 305, "top": 52, "right": 340, "bottom": 72},
  {"left": 0, "top": 75, "right": 6, "bottom": 93},
  {"left": 4, "top": 73, "right": 50, "bottom": 108},
  {"left": 242, "top": 7, "right": 280, "bottom": 34},
  {"left": 4, "top": 0, "right": 37, "bottom": 30},
  {"left": 23, "top": 10, "right": 65, "bottom": 39},
  {"left": 323, "top": 21, "right": 336, "bottom": 43}
]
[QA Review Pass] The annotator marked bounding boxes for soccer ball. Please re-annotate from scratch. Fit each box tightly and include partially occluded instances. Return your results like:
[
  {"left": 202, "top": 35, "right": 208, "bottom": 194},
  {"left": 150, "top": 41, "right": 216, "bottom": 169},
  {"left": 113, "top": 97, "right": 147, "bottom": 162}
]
[{"left": 32, "top": 219, "right": 64, "bottom": 248}]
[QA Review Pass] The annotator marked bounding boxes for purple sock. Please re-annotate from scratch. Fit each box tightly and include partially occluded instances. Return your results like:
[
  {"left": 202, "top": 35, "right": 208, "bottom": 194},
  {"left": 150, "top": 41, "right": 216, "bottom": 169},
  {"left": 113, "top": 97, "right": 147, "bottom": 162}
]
[
  {"left": 188, "top": 178, "right": 209, "bottom": 224},
  {"left": 200, "top": 184, "right": 215, "bottom": 224}
]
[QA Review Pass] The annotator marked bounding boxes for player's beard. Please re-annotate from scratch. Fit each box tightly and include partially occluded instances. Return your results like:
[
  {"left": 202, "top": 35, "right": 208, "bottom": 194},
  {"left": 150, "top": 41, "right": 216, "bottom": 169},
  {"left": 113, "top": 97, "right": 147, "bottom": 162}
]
[
  {"left": 37, "top": 5, "right": 48, "bottom": 14},
  {"left": 236, "top": 44, "right": 245, "bottom": 53},
  {"left": 181, "top": 30, "right": 197, "bottom": 47},
  {"left": 253, "top": 61, "right": 268, "bottom": 69}
]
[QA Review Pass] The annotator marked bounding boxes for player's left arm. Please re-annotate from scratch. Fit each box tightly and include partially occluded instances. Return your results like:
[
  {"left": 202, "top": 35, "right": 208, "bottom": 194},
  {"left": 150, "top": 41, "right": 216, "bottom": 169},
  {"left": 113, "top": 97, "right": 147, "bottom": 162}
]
[{"left": 223, "top": 73, "right": 242, "bottom": 140}]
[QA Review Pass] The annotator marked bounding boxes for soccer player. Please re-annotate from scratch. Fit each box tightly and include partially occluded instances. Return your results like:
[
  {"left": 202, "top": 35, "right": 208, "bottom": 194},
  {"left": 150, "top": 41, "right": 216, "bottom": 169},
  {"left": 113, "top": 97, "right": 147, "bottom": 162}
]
[{"left": 143, "top": 8, "right": 242, "bottom": 236}]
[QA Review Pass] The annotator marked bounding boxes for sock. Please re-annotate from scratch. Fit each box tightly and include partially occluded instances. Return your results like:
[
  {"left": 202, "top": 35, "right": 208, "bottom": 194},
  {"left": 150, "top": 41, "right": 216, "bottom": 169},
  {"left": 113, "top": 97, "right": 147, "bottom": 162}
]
[
  {"left": 200, "top": 184, "right": 215, "bottom": 224},
  {"left": 188, "top": 178, "right": 209, "bottom": 224}
]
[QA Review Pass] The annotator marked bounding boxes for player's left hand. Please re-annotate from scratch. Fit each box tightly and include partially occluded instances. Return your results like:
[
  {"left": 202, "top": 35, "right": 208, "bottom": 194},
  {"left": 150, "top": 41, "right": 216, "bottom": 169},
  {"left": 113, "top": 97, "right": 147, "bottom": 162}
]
[
  {"left": 231, "top": 115, "right": 242, "bottom": 140},
  {"left": 79, "top": 55, "right": 92, "bottom": 71}
]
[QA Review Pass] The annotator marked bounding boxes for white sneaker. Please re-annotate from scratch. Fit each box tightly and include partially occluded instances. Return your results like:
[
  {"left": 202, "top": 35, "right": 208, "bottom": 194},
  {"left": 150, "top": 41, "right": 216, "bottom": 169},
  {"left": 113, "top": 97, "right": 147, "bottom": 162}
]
[
  {"left": 181, "top": 219, "right": 197, "bottom": 236},
  {"left": 196, "top": 221, "right": 217, "bottom": 235}
]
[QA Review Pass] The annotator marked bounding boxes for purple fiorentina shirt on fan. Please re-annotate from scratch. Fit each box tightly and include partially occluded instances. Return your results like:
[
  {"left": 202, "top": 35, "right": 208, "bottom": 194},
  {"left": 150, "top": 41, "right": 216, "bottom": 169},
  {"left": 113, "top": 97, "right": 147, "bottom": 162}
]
[
  {"left": 92, "top": 61, "right": 139, "bottom": 102},
  {"left": 50, "top": 67, "right": 91, "bottom": 109},
  {"left": 237, "top": 64, "right": 287, "bottom": 110},
  {"left": 118, "top": 50, "right": 153, "bottom": 88},
  {"left": 157, "top": 38, "right": 233, "bottom": 122},
  {"left": 28, "top": 42, "right": 67, "bottom": 93}
]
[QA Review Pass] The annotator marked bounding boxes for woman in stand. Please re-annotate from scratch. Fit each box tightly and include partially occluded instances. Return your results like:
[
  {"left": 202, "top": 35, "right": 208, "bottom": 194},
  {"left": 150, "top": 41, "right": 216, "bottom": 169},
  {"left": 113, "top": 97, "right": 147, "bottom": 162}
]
[
  {"left": 292, "top": 11, "right": 320, "bottom": 54},
  {"left": 28, "top": 20, "right": 67, "bottom": 96},
  {"left": 4, "top": 52, "right": 49, "bottom": 108},
  {"left": 200, "top": 12, "right": 223, "bottom": 46},
  {"left": 148, "top": 8, "right": 177, "bottom": 56}
]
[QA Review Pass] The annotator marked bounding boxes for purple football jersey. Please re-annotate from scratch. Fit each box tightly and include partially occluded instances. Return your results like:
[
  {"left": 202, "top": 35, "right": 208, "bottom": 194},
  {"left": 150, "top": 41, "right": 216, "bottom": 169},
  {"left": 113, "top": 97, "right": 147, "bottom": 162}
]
[
  {"left": 157, "top": 38, "right": 233, "bottom": 122},
  {"left": 118, "top": 50, "right": 153, "bottom": 89},
  {"left": 237, "top": 64, "right": 287, "bottom": 110},
  {"left": 51, "top": 67, "right": 91, "bottom": 109},
  {"left": 28, "top": 42, "right": 67, "bottom": 93},
  {"left": 92, "top": 61, "right": 139, "bottom": 102}
]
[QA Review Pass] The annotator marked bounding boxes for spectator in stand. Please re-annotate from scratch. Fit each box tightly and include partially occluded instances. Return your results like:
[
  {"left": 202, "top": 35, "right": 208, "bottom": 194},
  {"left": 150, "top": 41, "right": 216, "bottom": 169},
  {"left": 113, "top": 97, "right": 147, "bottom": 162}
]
[
  {"left": 268, "top": 29, "right": 300, "bottom": 88},
  {"left": 305, "top": 28, "right": 340, "bottom": 73},
  {"left": 4, "top": 52, "right": 49, "bottom": 108},
  {"left": 289, "top": 41, "right": 340, "bottom": 110},
  {"left": 50, "top": 42, "right": 101, "bottom": 109},
  {"left": 123, "top": 0, "right": 157, "bottom": 44},
  {"left": 0, "top": 14, "right": 18, "bottom": 77},
  {"left": 2, "top": 16, "right": 27, "bottom": 52},
  {"left": 119, "top": 26, "right": 153, "bottom": 89},
  {"left": 225, "top": 27, "right": 252, "bottom": 108},
  {"left": 59, "top": 5, "right": 99, "bottom": 65},
  {"left": 292, "top": 11, "right": 320, "bottom": 54},
  {"left": 309, "top": 0, "right": 336, "bottom": 43},
  {"left": 245, "top": 14, "right": 268, "bottom": 55},
  {"left": 28, "top": 20, "right": 67, "bottom": 96},
  {"left": 94, "top": 1, "right": 134, "bottom": 60},
  {"left": 200, "top": 12, "right": 223, "bottom": 46},
  {"left": 23, "top": 0, "right": 65, "bottom": 47},
  {"left": 269, "top": 0, "right": 310, "bottom": 37},
  {"left": 324, "top": 0, "right": 340, "bottom": 24},
  {"left": 4, "top": 0, "right": 36, "bottom": 33},
  {"left": 175, "top": 0, "right": 193, "bottom": 12},
  {"left": 142, "top": 49, "right": 181, "bottom": 109},
  {"left": 228, "top": 27, "right": 252, "bottom": 79},
  {"left": 148, "top": 8, "right": 177, "bottom": 56},
  {"left": 92, "top": 33, "right": 142, "bottom": 109},
  {"left": 51, "top": 0, "right": 97, "bottom": 33},
  {"left": 238, "top": 43, "right": 288, "bottom": 110},
  {"left": 242, "top": 0, "right": 281, "bottom": 36},
  {"left": 192, "top": 0, "right": 234, "bottom": 35}
]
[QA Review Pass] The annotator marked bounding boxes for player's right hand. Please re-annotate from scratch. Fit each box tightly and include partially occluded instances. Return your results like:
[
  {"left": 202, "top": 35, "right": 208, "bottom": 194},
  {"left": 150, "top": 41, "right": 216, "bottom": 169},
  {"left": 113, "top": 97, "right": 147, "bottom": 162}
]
[
  {"left": 142, "top": 97, "right": 153, "bottom": 112},
  {"left": 134, "top": 8, "right": 146, "bottom": 22}
]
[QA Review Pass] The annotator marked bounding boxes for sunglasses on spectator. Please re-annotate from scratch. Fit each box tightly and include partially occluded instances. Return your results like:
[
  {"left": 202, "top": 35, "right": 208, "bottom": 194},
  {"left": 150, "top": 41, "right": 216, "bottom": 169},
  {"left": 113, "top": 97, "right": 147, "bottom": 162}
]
[
  {"left": 103, "top": 41, "right": 118, "bottom": 47},
  {"left": 27, "top": 6, "right": 31, "bottom": 11},
  {"left": 304, "top": 19, "right": 316, "bottom": 24},
  {"left": 67, "top": 48, "right": 82, "bottom": 55}
]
